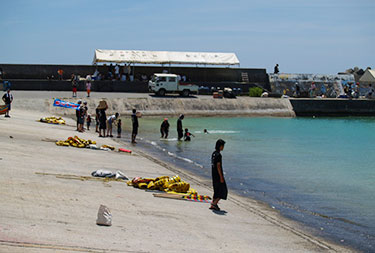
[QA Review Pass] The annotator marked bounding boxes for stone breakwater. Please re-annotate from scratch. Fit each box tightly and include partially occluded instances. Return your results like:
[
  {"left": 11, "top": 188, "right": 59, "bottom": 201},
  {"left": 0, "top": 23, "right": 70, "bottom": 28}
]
[{"left": 13, "top": 97, "right": 296, "bottom": 117}]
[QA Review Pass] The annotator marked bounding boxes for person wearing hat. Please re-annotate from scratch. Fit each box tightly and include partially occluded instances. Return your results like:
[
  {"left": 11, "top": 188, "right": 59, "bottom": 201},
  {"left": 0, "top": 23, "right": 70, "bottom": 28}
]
[
  {"left": 210, "top": 139, "right": 227, "bottom": 211},
  {"left": 2, "top": 88, "right": 13, "bottom": 118},
  {"left": 77, "top": 102, "right": 86, "bottom": 132},
  {"left": 160, "top": 118, "right": 170, "bottom": 139},
  {"left": 177, "top": 114, "right": 184, "bottom": 141},
  {"left": 97, "top": 101, "right": 108, "bottom": 137}
]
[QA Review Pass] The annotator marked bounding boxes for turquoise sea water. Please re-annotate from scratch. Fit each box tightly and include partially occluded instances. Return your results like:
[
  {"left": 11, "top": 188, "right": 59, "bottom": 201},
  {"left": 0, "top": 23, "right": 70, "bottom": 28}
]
[{"left": 121, "top": 116, "right": 375, "bottom": 252}]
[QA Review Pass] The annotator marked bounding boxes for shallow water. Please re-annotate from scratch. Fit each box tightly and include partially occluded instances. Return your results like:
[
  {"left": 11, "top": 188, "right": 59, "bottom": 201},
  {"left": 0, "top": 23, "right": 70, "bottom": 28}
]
[{"left": 120, "top": 116, "right": 375, "bottom": 252}]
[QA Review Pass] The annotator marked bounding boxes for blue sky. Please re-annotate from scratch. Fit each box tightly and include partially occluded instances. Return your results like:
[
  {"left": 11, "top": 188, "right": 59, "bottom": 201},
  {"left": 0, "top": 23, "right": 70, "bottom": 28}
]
[{"left": 0, "top": 0, "right": 374, "bottom": 74}]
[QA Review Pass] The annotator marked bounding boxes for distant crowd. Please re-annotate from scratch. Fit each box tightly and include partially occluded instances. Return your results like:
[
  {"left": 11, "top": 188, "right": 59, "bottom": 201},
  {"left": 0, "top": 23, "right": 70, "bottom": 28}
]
[{"left": 289, "top": 81, "right": 374, "bottom": 99}]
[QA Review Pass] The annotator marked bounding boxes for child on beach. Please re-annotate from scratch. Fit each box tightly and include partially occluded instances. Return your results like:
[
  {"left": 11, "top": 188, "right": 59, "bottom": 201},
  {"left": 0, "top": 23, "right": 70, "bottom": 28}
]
[
  {"left": 184, "top": 128, "right": 195, "bottom": 141},
  {"left": 117, "top": 119, "right": 122, "bottom": 138},
  {"left": 210, "top": 139, "right": 227, "bottom": 211},
  {"left": 86, "top": 77, "right": 92, "bottom": 97},
  {"left": 86, "top": 115, "right": 91, "bottom": 131}
]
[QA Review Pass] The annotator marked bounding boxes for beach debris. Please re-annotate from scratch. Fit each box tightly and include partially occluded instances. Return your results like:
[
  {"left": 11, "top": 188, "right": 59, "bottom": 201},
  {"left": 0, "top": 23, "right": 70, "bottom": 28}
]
[
  {"left": 153, "top": 193, "right": 211, "bottom": 202},
  {"left": 91, "top": 170, "right": 128, "bottom": 180},
  {"left": 9, "top": 136, "right": 13, "bottom": 139},
  {"left": 127, "top": 175, "right": 209, "bottom": 200},
  {"left": 55, "top": 136, "right": 96, "bottom": 148},
  {"left": 35, "top": 172, "right": 127, "bottom": 182},
  {"left": 40, "top": 116, "right": 66, "bottom": 125},
  {"left": 42, "top": 138, "right": 58, "bottom": 143},
  {"left": 101, "top": 144, "right": 115, "bottom": 150},
  {"left": 96, "top": 205, "right": 112, "bottom": 226},
  {"left": 89, "top": 144, "right": 99, "bottom": 149},
  {"left": 119, "top": 148, "right": 132, "bottom": 154}
]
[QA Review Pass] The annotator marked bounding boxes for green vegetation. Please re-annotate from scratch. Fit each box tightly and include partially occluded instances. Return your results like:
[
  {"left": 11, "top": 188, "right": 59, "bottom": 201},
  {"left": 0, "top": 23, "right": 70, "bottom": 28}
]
[{"left": 249, "top": 87, "right": 263, "bottom": 97}]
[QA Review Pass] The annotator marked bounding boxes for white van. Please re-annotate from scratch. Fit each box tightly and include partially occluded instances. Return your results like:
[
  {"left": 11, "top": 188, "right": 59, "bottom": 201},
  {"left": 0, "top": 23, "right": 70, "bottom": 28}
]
[{"left": 148, "top": 73, "right": 199, "bottom": 97}]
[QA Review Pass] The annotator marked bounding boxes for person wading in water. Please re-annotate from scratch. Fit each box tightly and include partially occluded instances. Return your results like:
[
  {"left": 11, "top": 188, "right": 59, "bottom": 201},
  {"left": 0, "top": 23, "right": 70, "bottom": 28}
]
[{"left": 177, "top": 114, "right": 184, "bottom": 141}]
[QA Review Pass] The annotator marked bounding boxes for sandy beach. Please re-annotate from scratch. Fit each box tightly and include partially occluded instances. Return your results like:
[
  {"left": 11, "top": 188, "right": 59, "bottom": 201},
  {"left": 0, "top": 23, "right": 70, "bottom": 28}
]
[{"left": 0, "top": 101, "right": 353, "bottom": 252}]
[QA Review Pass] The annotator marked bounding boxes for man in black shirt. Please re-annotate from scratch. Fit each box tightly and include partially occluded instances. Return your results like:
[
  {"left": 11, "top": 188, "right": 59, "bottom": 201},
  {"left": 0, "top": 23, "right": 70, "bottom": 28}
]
[
  {"left": 210, "top": 139, "right": 227, "bottom": 211},
  {"left": 177, "top": 114, "right": 184, "bottom": 141},
  {"left": 2, "top": 89, "right": 13, "bottom": 118},
  {"left": 131, "top": 109, "right": 139, "bottom": 143},
  {"left": 274, "top": 64, "right": 279, "bottom": 74}
]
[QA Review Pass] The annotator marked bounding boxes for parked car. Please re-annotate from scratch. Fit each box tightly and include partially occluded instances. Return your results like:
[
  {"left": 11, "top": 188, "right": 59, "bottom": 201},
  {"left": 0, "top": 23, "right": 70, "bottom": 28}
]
[{"left": 148, "top": 73, "right": 199, "bottom": 97}]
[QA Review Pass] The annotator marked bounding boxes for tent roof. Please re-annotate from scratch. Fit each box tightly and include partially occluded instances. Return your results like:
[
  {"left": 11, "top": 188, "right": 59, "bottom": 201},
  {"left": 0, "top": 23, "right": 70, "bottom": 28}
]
[
  {"left": 359, "top": 69, "right": 375, "bottom": 82},
  {"left": 92, "top": 49, "right": 240, "bottom": 66}
]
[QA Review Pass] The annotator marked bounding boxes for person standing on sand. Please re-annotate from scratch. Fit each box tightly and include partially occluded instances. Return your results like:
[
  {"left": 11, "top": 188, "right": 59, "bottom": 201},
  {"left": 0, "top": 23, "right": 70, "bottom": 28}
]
[
  {"left": 2, "top": 89, "right": 13, "bottom": 118},
  {"left": 75, "top": 100, "right": 82, "bottom": 131},
  {"left": 107, "top": 113, "right": 119, "bottom": 137},
  {"left": 160, "top": 118, "right": 170, "bottom": 138},
  {"left": 71, "top": 74, "right": 78, "bottom": 97},
  {"left": 86, "top": 114, "right": 91, "bottom": 131},
  {"left": 116, "top": 119, "right": 122, "bottom": 138},
  {"left": 85, "top": 76, "right": 92, "bottom": 97},
  {"left": 131, "top": 109, "right": 139, "bottom": 143},
  {"left": 77, "top": 103, "right": 85, "bottom": 132},
  {"left": 210, "top": 139, "right": 227, "bottom": 211},
  {"left": 98, "top": 102, "right": 108, "bottom": 137},
  {"left": 177, "top": 114, "right": 184, "bottom": 141}
]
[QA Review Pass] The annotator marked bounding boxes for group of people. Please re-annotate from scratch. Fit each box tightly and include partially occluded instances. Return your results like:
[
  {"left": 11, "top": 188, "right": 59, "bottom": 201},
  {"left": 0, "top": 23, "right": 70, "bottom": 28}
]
[
  {"left": 75, "top": 100, "right": 90, "bottom": 132},
  {"left": 92, "top": 64, "right": 133, "bottom": 82},
  {"left": 160, "top": 114, "right": 196, "bottom": 142},
  {"left": 94, "top": 103, "right": 139, "bottom": 143},
  {"left": 160, "top": 114, "right": 227, "bottom": 210},
  {"left": 71, "top": 74, "right": 92, "bottom": 98}
]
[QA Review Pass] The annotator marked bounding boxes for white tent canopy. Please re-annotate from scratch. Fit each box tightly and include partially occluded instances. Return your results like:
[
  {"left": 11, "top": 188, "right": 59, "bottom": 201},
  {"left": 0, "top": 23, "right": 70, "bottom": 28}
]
[
  {"left": 359, "top": 69, "right": 375, "bottom": 83},
  {"left": 92, "top": 49, "right": 240, "bottom": 66}
]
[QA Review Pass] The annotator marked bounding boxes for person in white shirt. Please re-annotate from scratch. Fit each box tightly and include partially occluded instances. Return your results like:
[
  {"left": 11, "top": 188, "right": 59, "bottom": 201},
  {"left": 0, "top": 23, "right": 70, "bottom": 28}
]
[
  {"left": 115, "top": 64, "right": 120, "bottom": 80},
  {"left": 106, "top": 113, "right": 119, "bottom": 137}
]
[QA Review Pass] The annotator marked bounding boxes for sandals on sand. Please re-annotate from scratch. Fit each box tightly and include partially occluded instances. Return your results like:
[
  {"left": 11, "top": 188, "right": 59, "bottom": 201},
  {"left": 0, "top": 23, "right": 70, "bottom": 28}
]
[{"left": 209, "top": 204, "right": 220, "bottom": 211}]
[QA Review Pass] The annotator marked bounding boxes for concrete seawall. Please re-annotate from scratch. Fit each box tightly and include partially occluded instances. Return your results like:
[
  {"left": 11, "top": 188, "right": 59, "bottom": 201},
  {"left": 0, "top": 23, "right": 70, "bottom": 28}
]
[
  {"left": 290, "top": 98, "right": 375, "bottom": 116},
  {"left": 12, "top": 96, "right": 296, "bottom": 117}
]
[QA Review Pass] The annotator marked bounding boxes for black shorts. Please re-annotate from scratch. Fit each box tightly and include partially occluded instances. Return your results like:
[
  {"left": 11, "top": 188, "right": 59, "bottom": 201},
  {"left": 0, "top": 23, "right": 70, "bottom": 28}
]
[
  {"left": 99, "top": 120, "right": 106, "bottom": 130},
  {"left": 132, "top": 127, "right": 138, "bottom": 135},
  {"left": 6, "top": 103, "right": 11, "bottom": 111},
  {"left": 213, "top": 181, "right": 228, "bottom": 200}
]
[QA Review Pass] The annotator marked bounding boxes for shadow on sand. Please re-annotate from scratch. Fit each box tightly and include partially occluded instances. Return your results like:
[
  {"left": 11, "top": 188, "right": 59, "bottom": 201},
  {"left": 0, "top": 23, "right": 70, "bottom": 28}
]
[{"left": 211, "top": 210, "right": 227, "bottom": 215}]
